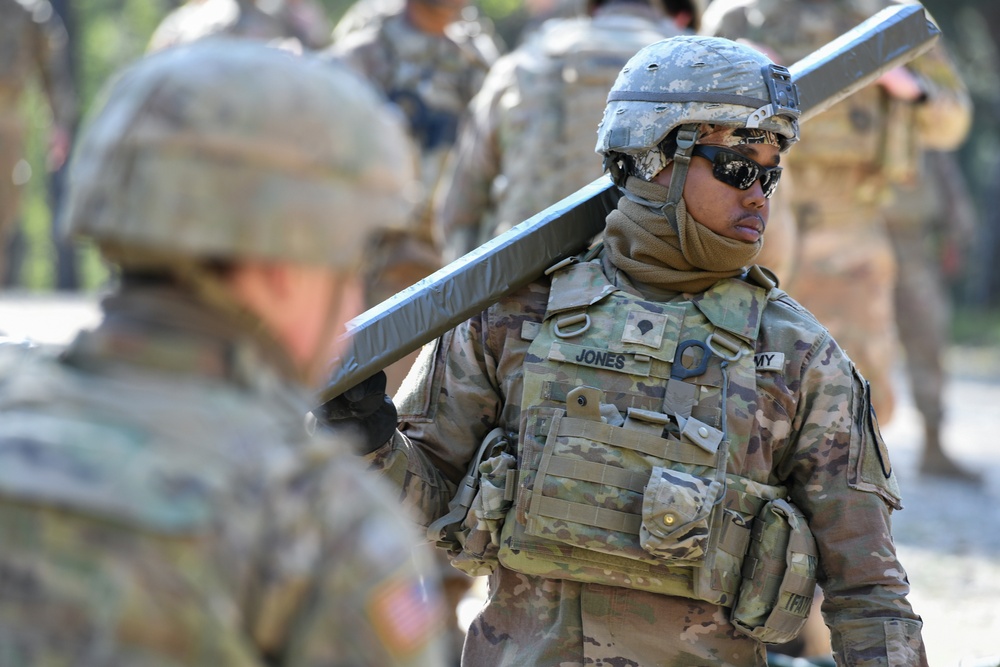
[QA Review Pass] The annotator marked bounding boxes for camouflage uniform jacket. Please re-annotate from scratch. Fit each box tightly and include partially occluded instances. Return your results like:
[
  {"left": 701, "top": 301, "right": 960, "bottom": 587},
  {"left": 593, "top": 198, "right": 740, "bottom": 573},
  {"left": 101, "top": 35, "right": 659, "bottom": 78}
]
[
  {"left": 0, "top": 0, "right": 76, "bottom": 126},
  {"left": 703, "top": 0, "right": 971, "bottom": 217},
  {"left": 373, "top": 248, "right": 927, "bottom": 666},
  {"left": 0, "top": 288, "right": 446, "bottom": 667},
  {"left": 330, "top": 9, "right": 494, "bottom": 228},
  {"left": 435, "top": 4, "right": 681, "bottom": 260}
]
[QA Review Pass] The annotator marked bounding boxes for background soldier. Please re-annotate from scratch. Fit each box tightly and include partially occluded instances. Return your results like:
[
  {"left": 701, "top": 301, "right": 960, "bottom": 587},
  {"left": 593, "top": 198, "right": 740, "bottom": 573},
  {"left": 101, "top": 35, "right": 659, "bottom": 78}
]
[
  {"left": 326, "top": 0, "right": 496, "bottom": 392},
  {"left": 0, "top": 41, "right": 447, "bottom": 666},
  {"left": 434, "top": 0, "right": 691, "bottom": 264},
  {"left": 148, "top": 0, "right": 332, "bottom": 52},
  {"left": 433, "top": 0, "right": 799, "bottom": 284},
  {"left": 702, "top": 0, "right": 972, "bottom": 437},
  {"left": 320, "top": 35, "right": 928, "bottom": 666},
  {"left": 884, "top": 149, "right": 979, "bottom": 480},
  {"left": 0, "top": 0, "right": 77, "bottom": 285}
]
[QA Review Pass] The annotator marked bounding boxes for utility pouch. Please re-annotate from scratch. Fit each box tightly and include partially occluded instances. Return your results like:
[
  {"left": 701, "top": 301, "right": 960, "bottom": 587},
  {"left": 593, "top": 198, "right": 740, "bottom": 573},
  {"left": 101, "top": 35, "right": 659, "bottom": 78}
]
[
  {"left": 731, "top": 497, "right": 818, "bottom": 644},
  {"left": 640, "top": 466, "right": 723, "bottom": 562},
  {"left": 427, "top": 428, "right": 514, "bottom": 576}
]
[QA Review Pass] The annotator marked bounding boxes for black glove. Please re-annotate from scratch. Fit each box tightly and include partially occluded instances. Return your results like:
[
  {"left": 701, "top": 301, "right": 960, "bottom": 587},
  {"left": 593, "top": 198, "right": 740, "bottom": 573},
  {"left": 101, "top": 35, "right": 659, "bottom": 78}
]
[{"left": 314, "top": 371, "right": 398, "bottom": 454}]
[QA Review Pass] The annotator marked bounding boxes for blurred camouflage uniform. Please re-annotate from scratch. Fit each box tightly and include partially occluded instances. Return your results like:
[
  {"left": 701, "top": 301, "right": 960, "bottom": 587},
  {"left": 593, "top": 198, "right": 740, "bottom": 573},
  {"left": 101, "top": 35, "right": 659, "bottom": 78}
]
[
  {"left": 148, "top": 0, "right": 332, "bottom": 52},
  {"left": 703, "top": 0, "right": 972, "bottom": 423},
  {"left": 0, "top": 42, "right": 447, "bottom": 666},
  {"left": 884, "top": 149, "right": 978, "bottom": 478},
  {"left": 332, "top": 0, "right": 503, "bottom": 59},
  {"left": 327, "top": 36, "right": 927, "bottom": 666},
  {"left": 327, "top": 0, "right": 495, "bottom": 389},
  {"left": 434, "top": 0, "right": 685, "bottom": 263},
  {"left": 434, "top": 0, "right": 799, "bottom": 284},
  {"left": 0, "top": 0, "right": 76, "bottom": 281}
]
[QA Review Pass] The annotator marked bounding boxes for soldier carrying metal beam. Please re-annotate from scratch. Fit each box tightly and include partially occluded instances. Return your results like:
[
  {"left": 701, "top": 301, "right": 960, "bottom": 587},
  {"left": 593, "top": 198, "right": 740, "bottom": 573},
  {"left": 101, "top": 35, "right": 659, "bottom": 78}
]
[{"left": 318, "top": 7, "right": 938, "bottom": 666}]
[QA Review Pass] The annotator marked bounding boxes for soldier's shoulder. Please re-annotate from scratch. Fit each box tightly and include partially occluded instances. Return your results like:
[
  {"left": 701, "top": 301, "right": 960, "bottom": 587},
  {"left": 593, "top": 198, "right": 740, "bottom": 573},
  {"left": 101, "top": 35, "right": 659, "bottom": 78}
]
[
  {"left": 330, "top": 17, "right": 388, "bottom": 54},
  {"left": 764, "top": 288, "right": 823, "bottom": 325},
  {"left": 491, "top": 275, "right": 552, "bottom": 324},
  {"left": 13, "top": 0, "right": 54, "bottom": 21},
  {"left": 761, "top": 289, "right": 832, "bottom": 344},
  {"left": 701, "top": 0, "right": 758, "bottom": 29}
]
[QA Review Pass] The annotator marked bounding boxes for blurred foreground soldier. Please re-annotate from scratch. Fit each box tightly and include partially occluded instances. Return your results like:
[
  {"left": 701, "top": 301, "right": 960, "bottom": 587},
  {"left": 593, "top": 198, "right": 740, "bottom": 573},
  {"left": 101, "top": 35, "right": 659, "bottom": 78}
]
[
  {"left": 434, "top": 0, "right": 689, "bottom": 263},
  {"left": 148, "top": 0, "right": 332, "bottom": 52},
  {"left": 327, "top": 0, "right": 495, "bottom": 393},
  {"left": 703, "top": 0, "right": 973, "bottom": 425},
  {"left": 319, "top": 36, "right": 928, "bottom": 666},
  {"left": 885, "top": 149, "right": 979, "bottom": 480},
  {"left": 0, "top": 42, "right": 447, "bottom": 666},
  {"left": 0, "top": 0, "right": 77, "bottom": 283}
]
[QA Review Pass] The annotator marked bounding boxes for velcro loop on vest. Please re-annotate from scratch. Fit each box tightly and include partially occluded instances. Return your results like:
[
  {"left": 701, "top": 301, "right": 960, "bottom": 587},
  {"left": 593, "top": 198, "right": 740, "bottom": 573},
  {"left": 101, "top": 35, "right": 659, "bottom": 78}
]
[
  {"left": 558, "top": 417, "right": 715, "bottom": 467},
  {"left": 505, "top": 469, "right": 517, "bottom": 502},
  {"left": 718, "top": 513, "right": 754, "bottom": 558},
  {"left": 546, "top": 456, "right": 648, "bottom": 493},
  {"left": 535, "top": 496, "right": 642, "bottom": 534}
]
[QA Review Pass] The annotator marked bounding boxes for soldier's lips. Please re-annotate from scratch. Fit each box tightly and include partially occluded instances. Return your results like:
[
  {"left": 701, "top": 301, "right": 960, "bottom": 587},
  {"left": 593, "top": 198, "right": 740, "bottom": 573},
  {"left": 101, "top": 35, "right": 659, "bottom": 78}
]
[{"left": 732, "top": 215, "right": 765, "bottom": 242}]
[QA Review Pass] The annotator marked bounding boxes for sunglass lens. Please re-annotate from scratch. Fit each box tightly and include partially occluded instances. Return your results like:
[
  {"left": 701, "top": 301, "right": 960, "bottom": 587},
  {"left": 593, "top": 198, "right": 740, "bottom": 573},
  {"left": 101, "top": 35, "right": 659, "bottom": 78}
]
[
  {"left": 702, "top": 146, "right": 781, "bottom": 198},
  {"left": 761, "top": 170, "right": 781, "bottom": 198},
  {"left": 712, "top": 155, "right": 758, "bottom": 190}
]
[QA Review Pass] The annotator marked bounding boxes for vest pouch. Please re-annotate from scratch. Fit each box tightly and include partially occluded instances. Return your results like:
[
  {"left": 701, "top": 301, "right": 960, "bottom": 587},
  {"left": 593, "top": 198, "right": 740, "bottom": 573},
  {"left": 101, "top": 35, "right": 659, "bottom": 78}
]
[
  {"left": 524, "top": 409, "right": 719, "bottom": 565},
  {"left": 731, "top": 498, "right": 819, "bottom": 644},
  {"left": 451, "top": 449, "right": 517, "bottom": 576},
  {"left": 640, "top": 466, "right": 723, "bottom": 562},
  {"left": 428, "top": 428, "right": 513, "bottom": 575}
]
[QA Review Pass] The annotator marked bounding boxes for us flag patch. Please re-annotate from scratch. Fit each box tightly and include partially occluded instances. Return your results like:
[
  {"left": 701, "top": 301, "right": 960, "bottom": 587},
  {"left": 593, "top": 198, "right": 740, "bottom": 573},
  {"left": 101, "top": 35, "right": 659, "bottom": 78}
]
[{"left": 367, "top": 572, "right": 444, "bottom": 657}]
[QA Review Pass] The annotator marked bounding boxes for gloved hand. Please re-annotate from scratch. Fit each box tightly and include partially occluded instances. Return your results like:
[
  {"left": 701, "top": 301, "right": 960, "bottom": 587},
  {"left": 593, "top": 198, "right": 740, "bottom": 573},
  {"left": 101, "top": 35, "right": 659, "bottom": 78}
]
[{"left": 314, "top": 370, "right": 398, "bottom": 454}]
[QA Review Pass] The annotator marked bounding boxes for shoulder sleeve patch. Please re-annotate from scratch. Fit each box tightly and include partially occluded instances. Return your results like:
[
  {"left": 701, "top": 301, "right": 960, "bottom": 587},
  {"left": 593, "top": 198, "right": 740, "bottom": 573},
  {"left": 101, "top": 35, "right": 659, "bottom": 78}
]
[
  {"left": 847, "top": 365, "right": 902, "bottom": 510},
  {"left": 366, "top": 567, "right": 446, "bottom": 659}
]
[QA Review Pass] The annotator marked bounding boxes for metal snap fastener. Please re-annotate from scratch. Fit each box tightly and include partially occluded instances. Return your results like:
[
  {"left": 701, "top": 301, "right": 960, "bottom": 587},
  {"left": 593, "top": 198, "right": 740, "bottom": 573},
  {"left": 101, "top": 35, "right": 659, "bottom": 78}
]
[
  {"left": 662, "top": 513, "right": 676, "bottom": 527},
  {"left": 698, "top": 426, "right": 709, "bottom": 438}
]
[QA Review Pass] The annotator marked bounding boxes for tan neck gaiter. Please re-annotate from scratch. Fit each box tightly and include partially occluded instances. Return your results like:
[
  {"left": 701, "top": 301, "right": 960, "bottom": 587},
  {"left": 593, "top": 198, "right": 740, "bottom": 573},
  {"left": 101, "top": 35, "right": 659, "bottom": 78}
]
[{"left": 604, "top": 176, "right": 761, "bottom": 294}]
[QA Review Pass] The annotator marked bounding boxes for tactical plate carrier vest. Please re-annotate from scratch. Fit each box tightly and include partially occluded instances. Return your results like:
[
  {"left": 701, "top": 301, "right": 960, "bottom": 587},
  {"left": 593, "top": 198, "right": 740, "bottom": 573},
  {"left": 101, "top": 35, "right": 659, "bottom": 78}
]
[{"left": 492, "top": 258, "right": 818, "bottom": 641}]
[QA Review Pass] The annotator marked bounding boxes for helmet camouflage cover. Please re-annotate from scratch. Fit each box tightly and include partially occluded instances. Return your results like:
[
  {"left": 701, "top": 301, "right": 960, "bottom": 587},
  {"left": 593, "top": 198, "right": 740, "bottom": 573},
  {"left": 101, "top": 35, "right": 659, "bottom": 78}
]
[
  {"left": 595, "top": 35, "right": 800, "bottom": 160},
  {"left": 64, "top": 38, "right": 417, "bottom": 269}
]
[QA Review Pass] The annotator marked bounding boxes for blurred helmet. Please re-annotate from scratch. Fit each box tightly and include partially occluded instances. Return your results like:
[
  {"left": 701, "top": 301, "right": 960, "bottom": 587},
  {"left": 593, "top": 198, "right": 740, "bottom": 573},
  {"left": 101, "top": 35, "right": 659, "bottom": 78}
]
[
  {"left": 595, "top": 35, "right": 800, "bottom": 160},
  {"left": 64, "top": 39, "right": 417, "bottom": 270}
]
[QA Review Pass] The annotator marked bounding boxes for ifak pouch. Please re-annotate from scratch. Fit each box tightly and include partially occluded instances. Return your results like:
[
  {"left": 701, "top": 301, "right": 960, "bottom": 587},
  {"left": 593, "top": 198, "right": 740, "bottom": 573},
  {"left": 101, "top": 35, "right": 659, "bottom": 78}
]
[{"left": 731, "top": 497, "right": 818, "bottom": 644}]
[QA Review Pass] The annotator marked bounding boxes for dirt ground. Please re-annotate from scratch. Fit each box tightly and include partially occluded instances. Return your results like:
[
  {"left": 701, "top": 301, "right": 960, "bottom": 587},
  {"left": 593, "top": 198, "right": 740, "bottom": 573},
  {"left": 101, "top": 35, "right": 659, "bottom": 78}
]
[{"left": 2, "top": 292, "right": 998, "bottom": 666}]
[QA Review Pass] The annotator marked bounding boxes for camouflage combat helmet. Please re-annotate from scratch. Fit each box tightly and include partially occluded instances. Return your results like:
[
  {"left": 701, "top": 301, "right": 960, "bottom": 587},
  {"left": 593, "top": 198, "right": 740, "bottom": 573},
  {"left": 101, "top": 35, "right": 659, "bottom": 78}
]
[
  {"left": 64, "top": 39, "right": 417, "bottom": 269},
  {"left": 595, "top": 35, "right": 799, "bottom": 226},
  {"left": 596, "top": 35, "right": 799, "bottom": 159}
]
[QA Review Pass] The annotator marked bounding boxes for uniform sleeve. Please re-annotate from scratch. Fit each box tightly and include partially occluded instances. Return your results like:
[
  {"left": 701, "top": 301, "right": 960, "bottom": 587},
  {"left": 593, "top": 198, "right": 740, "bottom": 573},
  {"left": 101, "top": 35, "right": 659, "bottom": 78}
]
[
  {"left": 781, "top": 336, "right": 928, "bottom": 667},
  {"left": 366, "top": 304, "right": 507, "bottom": 529},
  {"left": 252, "top": 454, "right": 450, "bottom": 667},
  {"left": 434, "top": 58, "right": 511, "bottom": 261}
]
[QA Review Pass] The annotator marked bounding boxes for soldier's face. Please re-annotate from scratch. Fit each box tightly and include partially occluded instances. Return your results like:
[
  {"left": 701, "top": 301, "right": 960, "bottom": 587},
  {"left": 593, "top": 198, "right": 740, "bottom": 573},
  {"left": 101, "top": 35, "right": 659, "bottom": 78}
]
[
  {"left": 308, "top": 274, "right": 366, "bottom": 387},
  {"left": 654, "top": 142, "right": 779, "bottom": 244}
]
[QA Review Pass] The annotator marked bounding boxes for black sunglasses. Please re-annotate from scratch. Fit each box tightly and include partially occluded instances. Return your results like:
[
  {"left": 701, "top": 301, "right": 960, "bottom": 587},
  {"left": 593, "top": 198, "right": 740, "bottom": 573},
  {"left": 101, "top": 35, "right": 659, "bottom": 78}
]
[{"left": 691, "top": 144, "right": 782, "bottom": 199}]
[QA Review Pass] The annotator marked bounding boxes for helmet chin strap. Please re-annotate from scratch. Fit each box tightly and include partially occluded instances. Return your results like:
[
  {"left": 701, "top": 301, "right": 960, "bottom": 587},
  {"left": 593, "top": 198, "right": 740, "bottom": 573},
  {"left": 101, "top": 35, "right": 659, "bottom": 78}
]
[{"left": 660, "top": 124, "right": 699, "bottom": 232}]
